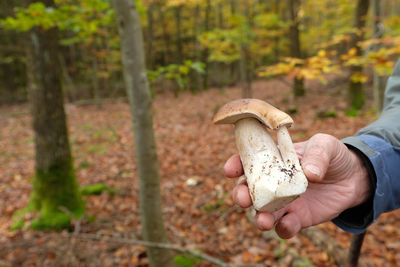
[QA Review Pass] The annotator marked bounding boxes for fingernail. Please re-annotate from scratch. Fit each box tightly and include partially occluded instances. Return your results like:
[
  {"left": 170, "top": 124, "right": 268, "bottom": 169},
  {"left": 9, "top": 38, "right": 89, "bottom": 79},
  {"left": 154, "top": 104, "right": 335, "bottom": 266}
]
[{"left": 304, "top": 164, "right": 321, "bottom": 177}]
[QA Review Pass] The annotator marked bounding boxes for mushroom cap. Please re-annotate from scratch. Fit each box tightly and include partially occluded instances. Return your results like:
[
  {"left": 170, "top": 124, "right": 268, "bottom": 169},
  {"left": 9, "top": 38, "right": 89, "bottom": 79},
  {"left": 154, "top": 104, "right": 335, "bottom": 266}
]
[{"left": 213, "top": 98, "right": 294, "bottom": 129}]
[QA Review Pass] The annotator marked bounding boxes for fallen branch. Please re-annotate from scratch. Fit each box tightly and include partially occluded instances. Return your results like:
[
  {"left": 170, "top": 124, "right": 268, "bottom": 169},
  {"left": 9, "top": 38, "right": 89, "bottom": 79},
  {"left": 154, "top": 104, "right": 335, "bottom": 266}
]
[
  {"left": 69, "top": 233, "right": 232, "bottom": 267},
  {"left": 70, "top": 97, "right": 128, "bottom": 106}
]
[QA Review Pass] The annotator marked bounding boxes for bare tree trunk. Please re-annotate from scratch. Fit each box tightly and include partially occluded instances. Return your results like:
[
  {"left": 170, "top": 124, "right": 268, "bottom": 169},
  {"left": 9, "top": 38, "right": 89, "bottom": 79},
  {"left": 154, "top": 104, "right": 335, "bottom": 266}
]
[
  {"left": 287, "top": 0, "right": 305, "bottom": 98},
  {"left": 100, "top": 31, "right": 110, "bottom": 96},
  {"left": 273, "top": 0, "right": 281, "bottom": 62},
  {"left": 194, "top": 4, "right": 203, "bottom": 91},
  {"left": 146, "top": 2, "right": 154, "bottom": 70},
  {"left": 372, "top": 0, "right": 385, "bottom": 112},
  {"left": 347, "top": 0, "right": 370, "bottom": 110},
  {"left": 159, "top": 6, "right": 171, "bottom": 65},
  {"left": 239, "top": 48, "right": 251, "bottom": 98},
  {"left": 203, "top": 0, "right": 211, "bottom": 90},
  {"left": 174, "top": 5, "right": 183, "bottom": 64},
  {"left": 59, "top": 54, "right": 77, "bottom": 102},
  {"left": 113, "top": 1, "right": 174, "bottom": 266},
  {"left": 217, "top": 1, "right": 224, "bottom": 29},
  {"left": 230, "top": 0, "right": 238, "bottom": 84},
  {"left": 25, "top": 0, "right": 84, "bottom": 230},
  {"left": 239, "top": 0, "right": 252, "bottom": 98},
  {"left": 92, "top": 53, "right": 102, "bottom": 109}
]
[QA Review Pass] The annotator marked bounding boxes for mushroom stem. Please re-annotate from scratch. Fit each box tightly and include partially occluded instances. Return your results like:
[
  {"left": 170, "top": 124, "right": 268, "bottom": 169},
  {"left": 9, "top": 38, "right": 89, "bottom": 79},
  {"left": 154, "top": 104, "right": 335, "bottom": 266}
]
[
  {"left": 276, "top": 126, "right": 308, "bottom": 197},
  {"left": 277, "top": 126, "right": 302, "bottom": 171},
  {"left": 234, "top": 118, "right": 308, "bottom": 213},
  {"left": 235, "top": 118, "right": 287, "bottom": 211}
]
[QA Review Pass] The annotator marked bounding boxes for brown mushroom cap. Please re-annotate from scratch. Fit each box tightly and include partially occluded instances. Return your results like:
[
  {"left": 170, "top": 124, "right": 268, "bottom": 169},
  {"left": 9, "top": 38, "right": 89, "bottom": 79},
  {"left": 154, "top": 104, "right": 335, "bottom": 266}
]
[{"left": 213, "top": 98, "right": 294, "bottom": 129}]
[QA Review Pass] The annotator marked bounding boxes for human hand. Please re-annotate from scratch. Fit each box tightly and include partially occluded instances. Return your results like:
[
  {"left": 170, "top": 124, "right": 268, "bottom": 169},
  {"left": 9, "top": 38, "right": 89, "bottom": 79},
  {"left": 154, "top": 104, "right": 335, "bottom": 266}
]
[{"left": 225, "top": 133, "right": 371, "bottom": 239}]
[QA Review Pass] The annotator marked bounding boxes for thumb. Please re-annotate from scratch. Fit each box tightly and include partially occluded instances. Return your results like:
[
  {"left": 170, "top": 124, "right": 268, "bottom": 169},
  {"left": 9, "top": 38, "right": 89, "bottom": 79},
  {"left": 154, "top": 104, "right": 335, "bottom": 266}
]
[{"left": 300, "top": 134, "right": 338, "bottom": 182}]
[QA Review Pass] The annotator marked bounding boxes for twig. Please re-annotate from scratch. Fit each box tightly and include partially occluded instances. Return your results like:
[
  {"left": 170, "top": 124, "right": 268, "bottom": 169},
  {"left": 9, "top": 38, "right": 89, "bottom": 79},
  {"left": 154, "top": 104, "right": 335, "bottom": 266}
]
[
  {"left": 0, "top": 240, "right": 37, "bottom": 256},
  {"left": 57, "top": 206, "right": 84, "bottom": 235},
  {"left": 71, "top": 97, "right": 128, "bottom": 106},
  {"left": 70, "top": 233, "right": 232, "bottom": 267}
]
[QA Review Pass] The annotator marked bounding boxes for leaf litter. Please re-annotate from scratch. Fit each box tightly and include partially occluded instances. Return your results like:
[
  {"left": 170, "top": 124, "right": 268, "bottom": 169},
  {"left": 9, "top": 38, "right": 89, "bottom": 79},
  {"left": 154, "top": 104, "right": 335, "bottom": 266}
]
[{"left": 0, "top": 78, "right": 399, "bottom": 266}]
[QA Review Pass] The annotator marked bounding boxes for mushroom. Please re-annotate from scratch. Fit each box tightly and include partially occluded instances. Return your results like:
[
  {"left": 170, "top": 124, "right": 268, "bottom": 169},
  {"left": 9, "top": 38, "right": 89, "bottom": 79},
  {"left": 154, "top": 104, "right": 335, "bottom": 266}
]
[{"left": 213, "top": 98, "right": 308, "bottom": 213}]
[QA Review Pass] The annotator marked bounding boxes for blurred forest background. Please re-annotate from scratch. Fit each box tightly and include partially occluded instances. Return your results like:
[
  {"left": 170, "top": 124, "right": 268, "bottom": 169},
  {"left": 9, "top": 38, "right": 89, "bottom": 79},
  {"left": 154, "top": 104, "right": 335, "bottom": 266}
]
[{"left": 1, "top": 0, "right": 400, "bottom": 266}]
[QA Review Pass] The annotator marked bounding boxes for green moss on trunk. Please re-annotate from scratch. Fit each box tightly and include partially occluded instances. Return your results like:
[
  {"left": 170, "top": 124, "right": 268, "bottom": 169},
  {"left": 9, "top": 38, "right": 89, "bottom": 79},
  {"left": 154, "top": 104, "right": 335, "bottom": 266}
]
[
  {"left": 348, "top": 80, "right": 365, "bottom": 110},
  {"left": 28, "top": 158, "right": 84, "bottom": 230}
]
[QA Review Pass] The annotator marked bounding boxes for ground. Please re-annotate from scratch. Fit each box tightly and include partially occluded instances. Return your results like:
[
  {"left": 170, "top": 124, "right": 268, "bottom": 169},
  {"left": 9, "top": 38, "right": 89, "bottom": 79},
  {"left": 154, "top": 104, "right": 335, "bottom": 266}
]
[{"left": 1, "top": 79, "right": 399, "bottom": 266}]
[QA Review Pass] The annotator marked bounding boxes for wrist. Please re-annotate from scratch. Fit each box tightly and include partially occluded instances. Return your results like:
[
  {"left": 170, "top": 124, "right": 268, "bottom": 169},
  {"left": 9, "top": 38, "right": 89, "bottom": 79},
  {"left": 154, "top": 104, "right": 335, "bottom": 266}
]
[{"left": 349, "top": 150, "right": 373, "bottom": 208}]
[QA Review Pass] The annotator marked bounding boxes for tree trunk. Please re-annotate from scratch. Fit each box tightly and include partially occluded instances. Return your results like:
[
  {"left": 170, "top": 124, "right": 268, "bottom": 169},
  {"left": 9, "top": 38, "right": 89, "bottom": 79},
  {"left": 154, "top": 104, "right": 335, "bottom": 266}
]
[
  {"left": 240, "top": 1, "right": 253, "bottom": 98},
  {"left": 146, "top": 2, "right": 154, "bottom": 70},
  {"left": 59, "top": 53, "right": 77, "bottom": 102},
  {"left": 347, "top": 0, "right": 370, "bottom": 110},
  {"left": 239, "top": 47, "right": 252, "bottom": 98},
  {"left": 25, "top": 0, "right": 84, "bottom": 230},
  {"left": 273, "top": 0, "right": 281, "bottom": 62},
  {"left": 239, "top": 0, "right": 252, "bottom": 98},
  {"left": 113, "top": 1, "right": 174, "bottom": 266},
  {"left": 217, "top": 1, "right": 224, "bottom": 29},
  {"left": 230, "top": 0, "right": 238, "bottom": 84},
  {"left": 193, "top": 4, "right": 203, "bottom": 91},
  {"left": 174, "top": 5, "right": 183, "bottom": 64},
  {"left": 202, "top": 0, "right": 211, "bottom": 90},
  {"left": 92, "top": 52, "right": 102, "bottom": 109},
  {"left": 372, "top": 0, "right": 385, "bottom": 112},
  {"left": 287, "top": 0, "right": 305, "bottom": 98},
  {"left": 159, "top": 6, "right": 171, "bottom": 65}
]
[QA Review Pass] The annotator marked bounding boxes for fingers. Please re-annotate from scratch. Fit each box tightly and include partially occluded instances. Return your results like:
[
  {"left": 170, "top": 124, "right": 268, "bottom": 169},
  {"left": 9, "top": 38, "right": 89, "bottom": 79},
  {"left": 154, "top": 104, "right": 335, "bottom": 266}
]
[
  {"left": 294, "top": 141, "right": 307, "bottom": 160},
  {"left": 225, "top": 155, "right": 252, "bottom": 208},
  {"left": 255, "top": 206, "right": 305, "bottom": 239},
  {"left": 255, "top": 213, "right": 276, "bottom": 230},
  {"left": 275, "top": 212, "right": 302, "bottom": 239},
  {"left": 232, "top": 184, "right": 252, "bottom": 208},
  {"left": 300, "top": 134, "right": 338, "bottom": 182},
  {"left": 224, "top": 154, "right": 244, "bottom": 178}
]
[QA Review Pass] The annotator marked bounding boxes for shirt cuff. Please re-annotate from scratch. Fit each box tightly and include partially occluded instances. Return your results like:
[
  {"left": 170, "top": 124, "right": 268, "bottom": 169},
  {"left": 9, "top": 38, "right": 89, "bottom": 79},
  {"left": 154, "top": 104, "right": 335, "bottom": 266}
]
[{"left": 333, "top": 135, "right": 400, "bottom": 233}]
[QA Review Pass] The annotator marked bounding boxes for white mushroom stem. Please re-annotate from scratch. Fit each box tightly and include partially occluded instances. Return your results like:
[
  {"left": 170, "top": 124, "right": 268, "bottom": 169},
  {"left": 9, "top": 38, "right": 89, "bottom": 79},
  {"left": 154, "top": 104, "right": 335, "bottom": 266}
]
[
  {"left": 234, "top": 118, "right": 308, "bottom": 213},
  {"left": 277, "top": 126, "right": 302, "bottom": 171}
]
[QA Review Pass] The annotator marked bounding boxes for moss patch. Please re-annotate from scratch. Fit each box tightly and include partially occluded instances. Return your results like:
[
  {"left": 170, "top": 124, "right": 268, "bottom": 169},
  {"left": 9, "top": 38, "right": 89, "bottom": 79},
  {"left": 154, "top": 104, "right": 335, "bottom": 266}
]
[
  {"left": 27, "top": 158, "right": 84, "bottom": 230},
  {"left": 30, "top": 210, "right": 72, "bottom": 230},
  {"left": 10, "top": 218, "right": 25, "bottom": 231},
  {"left": 80, "top": 183, "right": 114, "bottom": 196},
  {"left": 10, "top": 207, "right": 30, "bottom": 231},
  {"left": 174, "top": 254, "right": 203, "bottom": 267}
]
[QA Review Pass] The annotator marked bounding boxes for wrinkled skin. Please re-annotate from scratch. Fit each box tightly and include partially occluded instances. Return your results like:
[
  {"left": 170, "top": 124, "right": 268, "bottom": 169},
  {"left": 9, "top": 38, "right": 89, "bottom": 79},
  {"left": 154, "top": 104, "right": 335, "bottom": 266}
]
[{"left": 224, "top": 133, "right": 371, "bottom": 239}]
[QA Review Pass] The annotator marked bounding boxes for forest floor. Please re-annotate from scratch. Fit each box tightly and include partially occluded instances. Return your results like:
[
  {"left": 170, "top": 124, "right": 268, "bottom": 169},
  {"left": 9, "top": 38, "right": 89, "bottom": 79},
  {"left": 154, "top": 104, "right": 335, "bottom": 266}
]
[{"left": 1, "top": 78, "right": 400, "bottom": 267}]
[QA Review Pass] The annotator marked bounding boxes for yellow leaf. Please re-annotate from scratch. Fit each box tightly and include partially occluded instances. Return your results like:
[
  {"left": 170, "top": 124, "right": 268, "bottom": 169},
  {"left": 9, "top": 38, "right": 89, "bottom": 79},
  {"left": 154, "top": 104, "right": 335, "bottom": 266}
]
[{"left": 317, "top": 50, "right": 326, "bottom": 57}]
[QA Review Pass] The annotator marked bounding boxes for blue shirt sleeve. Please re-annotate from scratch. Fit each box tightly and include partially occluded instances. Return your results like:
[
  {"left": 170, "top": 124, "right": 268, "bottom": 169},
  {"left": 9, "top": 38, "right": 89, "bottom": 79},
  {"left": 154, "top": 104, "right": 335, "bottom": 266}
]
[{"left": 333, "top": 135, "right": 400, "bottom": 234}]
